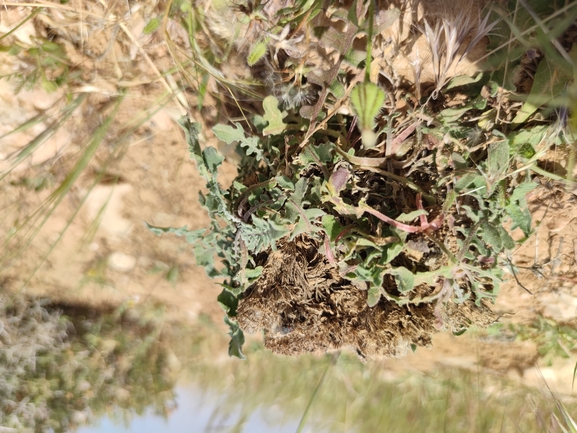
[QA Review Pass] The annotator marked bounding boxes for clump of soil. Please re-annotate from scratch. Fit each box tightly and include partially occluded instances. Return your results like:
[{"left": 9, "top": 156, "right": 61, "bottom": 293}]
[{"left": 237, "top": 236, "right": 494, "bottom": 359}]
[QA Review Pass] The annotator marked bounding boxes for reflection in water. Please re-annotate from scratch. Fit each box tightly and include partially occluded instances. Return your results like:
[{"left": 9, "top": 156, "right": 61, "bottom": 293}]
[
  {"left": 0, "top": 297, "right": 177, "bottom": 432},
  {"left": 1, "top": 296, "right": 575, "bottom": 433},
  {"left": 78, "top": 387, "right": 302, "bottom": 433}
]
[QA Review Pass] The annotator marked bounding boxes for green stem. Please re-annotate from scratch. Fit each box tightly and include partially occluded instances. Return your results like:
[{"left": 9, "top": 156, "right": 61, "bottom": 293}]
[{"left": 365, "top": 0, "right": 374, "bottom": 83}]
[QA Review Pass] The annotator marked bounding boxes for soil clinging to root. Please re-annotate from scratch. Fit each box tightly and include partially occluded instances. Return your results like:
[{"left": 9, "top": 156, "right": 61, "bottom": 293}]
[{"left": 237, "top": 236, "right": 495, "bottom": 359}]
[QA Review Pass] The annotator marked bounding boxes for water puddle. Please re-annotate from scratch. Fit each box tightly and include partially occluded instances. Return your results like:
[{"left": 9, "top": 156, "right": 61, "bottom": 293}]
[{"left": 78, "top": 386, "right": 303, "bottom": 433}]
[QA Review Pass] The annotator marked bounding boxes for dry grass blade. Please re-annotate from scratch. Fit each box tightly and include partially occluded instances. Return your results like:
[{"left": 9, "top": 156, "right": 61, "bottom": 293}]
[
  {"left": 1, "top": 95, "right": 124, "bottom": 276},
  {"left": 0, "top": 94, "right": 87, "bottom": 182},
  {"left": 421, "top": 7, "right": 499, "bottom": 98}
]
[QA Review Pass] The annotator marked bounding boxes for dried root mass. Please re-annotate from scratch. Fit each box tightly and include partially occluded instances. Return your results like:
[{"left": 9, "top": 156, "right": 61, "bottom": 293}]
[{"left": 237, "top": 236, "right": 494, "bottom": 359}]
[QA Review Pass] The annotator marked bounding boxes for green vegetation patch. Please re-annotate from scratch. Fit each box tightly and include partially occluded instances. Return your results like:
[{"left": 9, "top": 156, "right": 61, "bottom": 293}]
[{"left": 150, "top": 0, "right": 577, "bottom": 359}]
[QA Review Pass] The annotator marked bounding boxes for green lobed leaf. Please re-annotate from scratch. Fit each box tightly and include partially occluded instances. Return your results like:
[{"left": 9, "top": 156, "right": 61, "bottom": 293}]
[
  {"left": 391, "top": 267, "right": 415, "bottom": 293},
  {"left": 213, "top": 122, "right": 266, "bottom": 162},
  {"left": 367, "top": 286, "right": 381, "bottom": 307},
  {"left": 179, "top": 117, "right": 202, "bottom": 156},
  {"left": 203, "top": 147, "right": 225, "bottom": 174},
  {"left": 322, "top": 215, "right": 345, "bottom": 242},
  {"left": 455, "top": 173, "right": 485, "bottom": 192},
  {"left": 510, "top": 182, "right": 538, "bottom": 203},
  {"left": 505, "top": 204, "right": 532, "bottom": 237},
  {"left": 344, "top": 48, "right": 366, "bottom": 67},
  {"left": 383, "top": 242, "right": 404, "bottom": 264},
  {"left": 481, "top": 221, "right": 502, "bottom": 250},
  {"left": 329, "top": 80, "right": 346, "bottom": 98},
  {"left": 262, "top": 96, "right": 287, "bottom": 136},
  {"left": 146, "top": 223, "right": 193, "bottom": 238},
  {"left": 446, "top": 72, "right": 484, "bottom": 90},
  {"left": 194, "top": 243, "right": 219, "bottom": 278},
  {"left": 290, "top": 208, "right": 325, "bottom": 239},
  {"left": 299, "top": 142, "right": 335, "bottom": 166},
  {"left": 497, "top": 225, "right": 516, "bottom": 250},
  {"left": 291, "top": 177, "right": 309, "bottom": 206},
  {"left": 224, "top": 316, "right": 246, "bottom": 360},
  {"left": 276, "top": 175, "right": 295, "bottom": 190},
  {"left": 212, "top": 122, "right": 245, "bottom": 144},
  {"left": 244, "top": 266, "right": 263, "bottom": 280},
  {"left": 487, "top": 140, "right": 510, "bottom": 182},
  {"left": 218, "top": 288, "right": 238, "bottom": 316}
]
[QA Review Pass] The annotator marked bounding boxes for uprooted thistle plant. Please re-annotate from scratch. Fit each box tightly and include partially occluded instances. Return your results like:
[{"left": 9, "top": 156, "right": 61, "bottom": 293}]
[{"left": 149, "top": 0, "right": 577, "bottom": 358}]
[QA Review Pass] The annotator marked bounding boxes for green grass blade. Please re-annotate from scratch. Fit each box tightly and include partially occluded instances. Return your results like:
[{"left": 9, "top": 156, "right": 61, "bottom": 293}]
[
  {"left": 0, "top": 94, "right": 87, "bottom": 181},
  {"left": 2, "top": 94, "right": 123, "bottom": 271},
  {"left": 0, "top": 8, "right": 42, "bottom": 42},
  {"left": 571, "top": 362, "right": 577, "bottom": 391}
]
